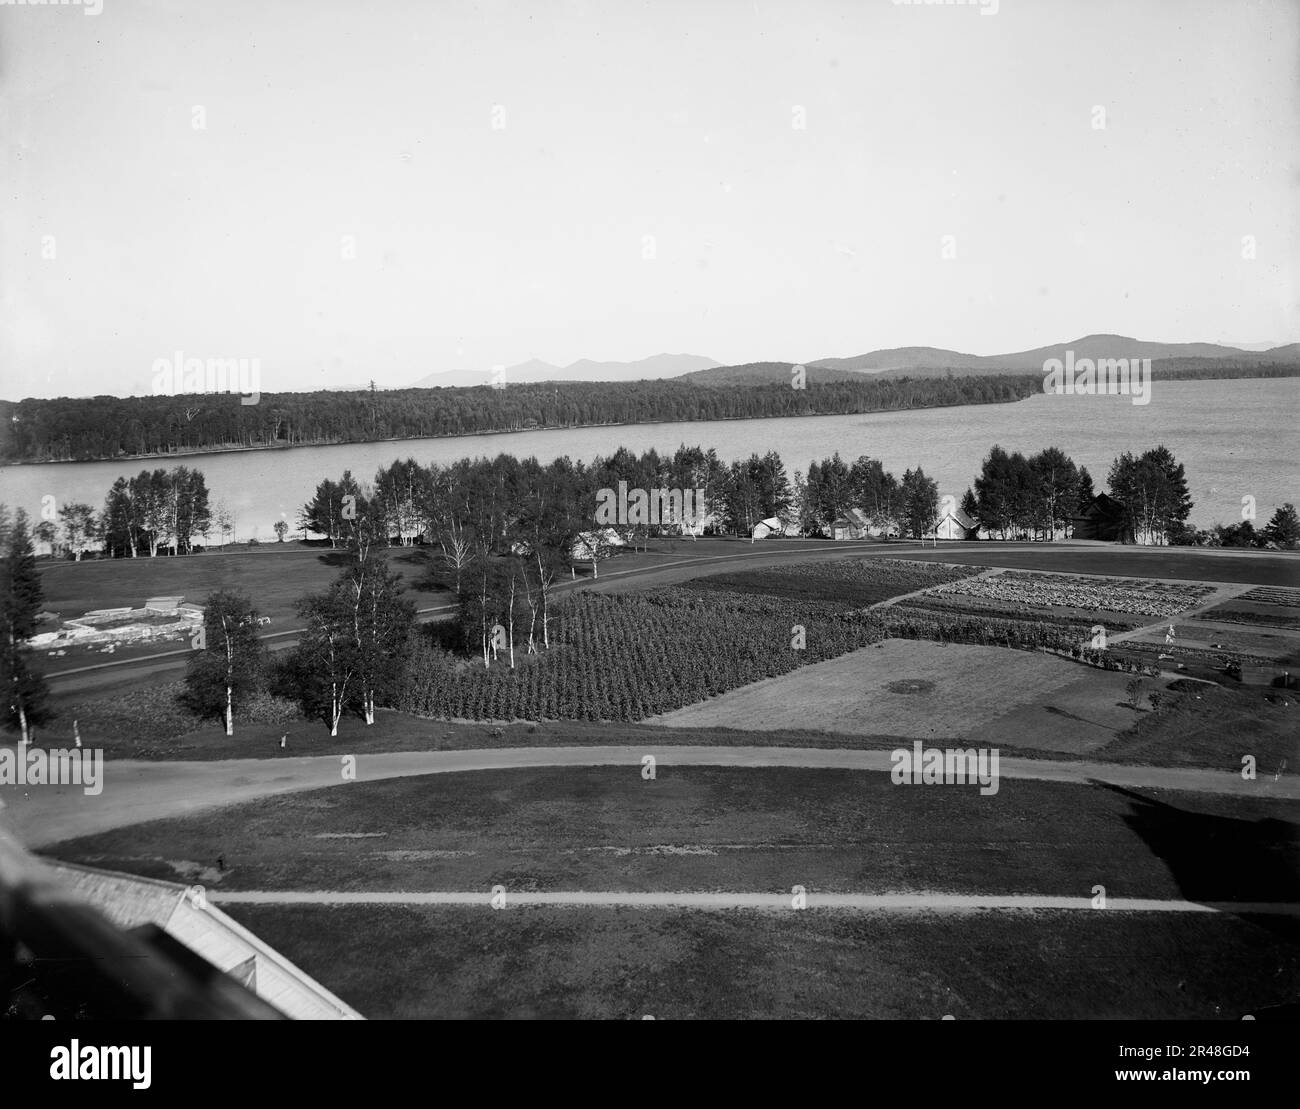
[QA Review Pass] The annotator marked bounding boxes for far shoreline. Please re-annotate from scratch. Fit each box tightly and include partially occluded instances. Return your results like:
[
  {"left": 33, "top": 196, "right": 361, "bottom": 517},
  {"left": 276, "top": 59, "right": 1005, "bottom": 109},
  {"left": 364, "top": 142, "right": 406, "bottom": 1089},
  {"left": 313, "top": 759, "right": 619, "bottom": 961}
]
[{"left": 0, "top": 392, "right": 1035, "bottom": 468}]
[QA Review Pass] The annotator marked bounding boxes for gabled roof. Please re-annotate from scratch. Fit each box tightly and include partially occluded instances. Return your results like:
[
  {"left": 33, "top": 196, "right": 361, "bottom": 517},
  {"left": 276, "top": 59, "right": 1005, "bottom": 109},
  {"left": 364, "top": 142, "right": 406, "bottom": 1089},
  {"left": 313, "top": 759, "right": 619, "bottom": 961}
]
[
  {"left": 834, "top": 508, "right": 871, "bottom": 528},
  {"left": 1074, "top": 493, "right": 1127, "bottom": 519}
]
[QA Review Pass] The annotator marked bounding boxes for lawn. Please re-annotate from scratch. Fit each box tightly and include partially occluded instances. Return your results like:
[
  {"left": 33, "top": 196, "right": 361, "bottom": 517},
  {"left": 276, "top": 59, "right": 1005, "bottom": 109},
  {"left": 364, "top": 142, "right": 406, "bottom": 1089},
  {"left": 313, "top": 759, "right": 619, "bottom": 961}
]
[
  {"left": 222, "top": 903, "right": 1300, "bottom": 1019},
  {"left": 43, "top": 767, "right": 1300, "bottom": 902},
  {"left": 34, "top": 543, "right": 452, "bottom": 632}
]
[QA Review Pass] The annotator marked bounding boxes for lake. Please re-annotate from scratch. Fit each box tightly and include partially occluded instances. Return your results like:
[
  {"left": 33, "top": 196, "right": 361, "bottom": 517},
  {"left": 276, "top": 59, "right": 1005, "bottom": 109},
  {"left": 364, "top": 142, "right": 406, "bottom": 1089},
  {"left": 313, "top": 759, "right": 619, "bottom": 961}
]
[{"left": 2, "top": 378, "right": 1296, "bottom": 540}]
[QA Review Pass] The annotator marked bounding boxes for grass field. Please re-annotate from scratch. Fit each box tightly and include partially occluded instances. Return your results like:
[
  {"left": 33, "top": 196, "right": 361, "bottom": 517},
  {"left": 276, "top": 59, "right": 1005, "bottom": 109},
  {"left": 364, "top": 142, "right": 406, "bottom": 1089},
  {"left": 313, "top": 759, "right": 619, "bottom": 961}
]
[
  {"left": 33, "top": 542, "right": 452, "bottom": 635},
  {"left": 14, "top": 688, "right": 1090, "bottom": 761},
  {"left": 43, "top": 767, "right": 1300, "bottom": 901},
  {"left": 652, "top": 640, "right": 1136, "bottom": 751},
  {"left": 40, "top": 763, "right": 1297, "bottom": 1020},
  {"left": 222, "top": 903, "right": 1300, "bottom": 1019}
]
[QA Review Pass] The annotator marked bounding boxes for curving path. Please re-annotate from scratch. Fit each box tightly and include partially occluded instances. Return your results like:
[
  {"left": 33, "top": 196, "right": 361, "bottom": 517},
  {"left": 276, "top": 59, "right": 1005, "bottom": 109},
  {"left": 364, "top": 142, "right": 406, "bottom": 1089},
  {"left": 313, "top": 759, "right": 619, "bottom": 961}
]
[{"left": 3, "top": 744, "right": 1296, "bottom": 850}]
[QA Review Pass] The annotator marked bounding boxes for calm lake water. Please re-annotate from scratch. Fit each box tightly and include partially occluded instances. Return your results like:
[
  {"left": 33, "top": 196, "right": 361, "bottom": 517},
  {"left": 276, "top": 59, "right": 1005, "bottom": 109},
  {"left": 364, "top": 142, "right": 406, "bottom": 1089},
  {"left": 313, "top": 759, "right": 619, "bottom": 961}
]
[{"left": 2, "top": 379, "right": 1296, "bottom": 540}]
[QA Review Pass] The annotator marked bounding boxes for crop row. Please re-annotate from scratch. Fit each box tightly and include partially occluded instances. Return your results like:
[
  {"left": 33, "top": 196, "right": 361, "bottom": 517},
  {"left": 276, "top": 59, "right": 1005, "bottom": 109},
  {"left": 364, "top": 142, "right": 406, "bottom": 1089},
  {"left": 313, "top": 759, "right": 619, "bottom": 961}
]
[
  {"left": 394, "top": 589, "right": 886, "bottom": 722},
  {"left": 896, "top": 593, "right": 1147, "bottom": 630},
  {"left": 1191, "top": 607, "right": 1300, "bottom": 631},
  {"left": 934, "top": 571, "right": 1212, "bottom": 618},
  {"left": 1238, "top": 587, "right": 1300, "bottom": 608}
]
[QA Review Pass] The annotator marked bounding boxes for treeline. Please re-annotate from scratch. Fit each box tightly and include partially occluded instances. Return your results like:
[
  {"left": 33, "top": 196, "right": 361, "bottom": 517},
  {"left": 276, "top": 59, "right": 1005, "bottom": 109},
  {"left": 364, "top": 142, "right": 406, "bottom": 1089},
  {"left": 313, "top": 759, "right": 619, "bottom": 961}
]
[
  {"left": 0, "top": 374, "right": 1038, "bottom": 463},
  {"left": 1146, "top": 360, "right": 1300, "bottom": 379}
]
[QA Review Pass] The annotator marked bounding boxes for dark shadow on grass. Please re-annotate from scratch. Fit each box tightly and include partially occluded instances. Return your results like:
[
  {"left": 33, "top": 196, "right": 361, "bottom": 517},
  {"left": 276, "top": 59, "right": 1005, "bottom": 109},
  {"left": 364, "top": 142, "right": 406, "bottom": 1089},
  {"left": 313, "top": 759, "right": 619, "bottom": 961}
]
[{"left": 1093, "top": 781, "right": 1300, "bottom": 939}]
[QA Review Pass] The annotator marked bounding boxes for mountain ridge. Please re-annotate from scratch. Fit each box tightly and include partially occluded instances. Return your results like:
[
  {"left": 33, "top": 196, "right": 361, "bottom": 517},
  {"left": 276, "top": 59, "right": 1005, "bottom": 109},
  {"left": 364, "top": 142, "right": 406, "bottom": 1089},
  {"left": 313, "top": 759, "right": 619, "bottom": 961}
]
[
  {"left": 807, "top": 335, "right": 1300, "bottom": 374},
  {"left": 409, "top": 352, "right": 721, "bottom": 389}
]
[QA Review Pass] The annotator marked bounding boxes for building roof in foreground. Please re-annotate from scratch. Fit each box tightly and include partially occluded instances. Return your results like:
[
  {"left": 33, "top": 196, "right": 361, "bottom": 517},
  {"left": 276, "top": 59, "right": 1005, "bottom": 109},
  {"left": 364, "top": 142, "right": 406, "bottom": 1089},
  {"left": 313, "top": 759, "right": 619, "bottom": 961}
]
[{"left": 49, "top": 861, "right": 363, "bottom": 1020}]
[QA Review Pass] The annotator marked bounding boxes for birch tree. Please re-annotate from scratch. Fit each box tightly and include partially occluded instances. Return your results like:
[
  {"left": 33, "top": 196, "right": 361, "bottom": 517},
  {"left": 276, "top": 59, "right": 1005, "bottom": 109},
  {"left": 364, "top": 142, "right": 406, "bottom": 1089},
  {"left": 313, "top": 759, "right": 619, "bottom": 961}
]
[{"left": 183, "top": 590, "right": 265, "bottom": 736}]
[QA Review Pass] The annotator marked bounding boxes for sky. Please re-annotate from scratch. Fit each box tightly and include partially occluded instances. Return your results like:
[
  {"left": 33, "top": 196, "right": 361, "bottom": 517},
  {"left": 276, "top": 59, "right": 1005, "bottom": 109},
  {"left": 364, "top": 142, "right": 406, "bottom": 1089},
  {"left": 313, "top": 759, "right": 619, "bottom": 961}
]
[{"left": 2, "top": 0, "right": 1297, "bottom": 399}]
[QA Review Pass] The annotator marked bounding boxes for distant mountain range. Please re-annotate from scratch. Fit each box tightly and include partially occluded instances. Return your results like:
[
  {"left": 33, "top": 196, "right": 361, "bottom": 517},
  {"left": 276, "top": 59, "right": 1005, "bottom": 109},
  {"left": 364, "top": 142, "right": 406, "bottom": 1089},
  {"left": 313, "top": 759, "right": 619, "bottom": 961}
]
[
  {"left": 805, "top": 335, "right": 1300, "bottom": 375},
  {"left": 409, "top": 352, "right": 721, "bottom": 389},
  {"left": 399, "top": 336, "right": 1298, "bottom": 391},
  {"left": 675, "top": 361, "right": 866, "bottom": 386},
  {"left": 682, "top": 335, "right": 1300, "bottom": 385}
]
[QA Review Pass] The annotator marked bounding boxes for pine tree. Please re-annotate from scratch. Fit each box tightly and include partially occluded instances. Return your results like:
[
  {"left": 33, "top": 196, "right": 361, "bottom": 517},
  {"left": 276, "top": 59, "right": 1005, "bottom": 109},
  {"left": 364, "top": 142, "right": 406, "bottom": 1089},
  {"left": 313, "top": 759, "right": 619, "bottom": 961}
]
[
  {"left": 0, "top": 508, "right": 51, "bottom": 741},
  {"left": 1264, "top": 503, "right": 1300, "bottom": 549}
]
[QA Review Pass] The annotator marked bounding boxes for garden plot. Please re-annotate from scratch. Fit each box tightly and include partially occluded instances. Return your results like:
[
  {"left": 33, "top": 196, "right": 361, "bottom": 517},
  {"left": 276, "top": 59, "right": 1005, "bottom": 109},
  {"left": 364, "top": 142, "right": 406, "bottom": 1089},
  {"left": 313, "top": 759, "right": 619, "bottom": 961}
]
[
  {"left": 1124, "top": 621, "right": 1300, "bottom": 667},
  {"left": 933, "top": 571, "right": 1215, "bottom": 620},
  {"left": 1192, "top": 598, "right": 1300, "bottom": 631},
  {"left": 682, "top": 558, "right": 979, "bottom": 609},
  {"left": 1236, "top": 586, "right": 1300, "bottom": 608}
]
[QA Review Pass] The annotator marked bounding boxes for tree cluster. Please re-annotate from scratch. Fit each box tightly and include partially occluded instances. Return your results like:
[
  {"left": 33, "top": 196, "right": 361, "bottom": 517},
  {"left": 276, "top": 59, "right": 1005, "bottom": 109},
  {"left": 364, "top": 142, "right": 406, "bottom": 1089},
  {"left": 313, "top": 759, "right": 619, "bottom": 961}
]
[{"left": 970, "top": 446, "right": 1092, "bottom": 540}]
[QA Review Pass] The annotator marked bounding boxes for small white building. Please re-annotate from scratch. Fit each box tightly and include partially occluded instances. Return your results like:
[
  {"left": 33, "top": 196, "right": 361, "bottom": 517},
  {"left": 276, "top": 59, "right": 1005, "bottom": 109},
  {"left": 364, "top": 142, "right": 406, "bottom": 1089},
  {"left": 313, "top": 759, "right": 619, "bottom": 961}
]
[
  {"left": 570, "top": 526, "right": 625, "bottom": 562},
  {"left": 929, "top": 507, "right": 978, "bottom": 541}
]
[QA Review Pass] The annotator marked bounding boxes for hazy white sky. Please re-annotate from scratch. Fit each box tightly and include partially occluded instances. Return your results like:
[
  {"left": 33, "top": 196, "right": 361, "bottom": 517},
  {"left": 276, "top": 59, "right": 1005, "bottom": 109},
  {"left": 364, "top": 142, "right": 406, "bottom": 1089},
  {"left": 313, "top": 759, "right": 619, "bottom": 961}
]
[{"left": 2, "top": 0, "right": 1297, "bottom": 399}]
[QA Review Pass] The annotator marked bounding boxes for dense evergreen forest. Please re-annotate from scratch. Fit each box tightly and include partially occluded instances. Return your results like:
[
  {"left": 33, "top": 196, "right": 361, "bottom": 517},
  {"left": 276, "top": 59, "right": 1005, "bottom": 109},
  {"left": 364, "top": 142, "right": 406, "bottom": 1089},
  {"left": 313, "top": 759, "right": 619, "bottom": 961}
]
[
  {"left": 3, "top": 362, "right": 1295, "bottom": 465},
  {"left": 0, "top": 375, "right": 1038, "bottom": 463}
]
